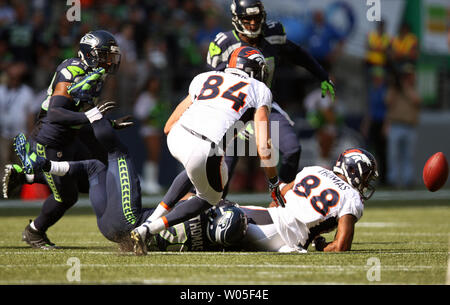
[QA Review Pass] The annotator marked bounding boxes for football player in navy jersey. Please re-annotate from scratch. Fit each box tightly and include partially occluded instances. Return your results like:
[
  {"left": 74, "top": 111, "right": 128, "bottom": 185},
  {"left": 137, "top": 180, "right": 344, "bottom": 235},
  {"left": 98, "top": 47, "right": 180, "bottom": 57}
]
[
  {"left": 2, "top": 30, "right": 131, "bottom": 250},
  {"left": 149, "top": 0, "right": 336, "bottom": 219},
  {"left": 210, "top": 0, "right": 335, "bottom": 188}
]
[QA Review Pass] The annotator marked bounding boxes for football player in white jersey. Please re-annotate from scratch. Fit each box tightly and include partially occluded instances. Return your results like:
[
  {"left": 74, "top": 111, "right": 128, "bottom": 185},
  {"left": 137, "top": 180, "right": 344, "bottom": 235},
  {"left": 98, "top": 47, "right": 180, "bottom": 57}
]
[
  {"left": 236, "top": 148, "right": 379, "bottom": 252},
  {"left": 130, "top": 46, "right": 286, "bottom": 255},
  {"left": 139, "top": 147, "right": 378, "bottom": 253}
]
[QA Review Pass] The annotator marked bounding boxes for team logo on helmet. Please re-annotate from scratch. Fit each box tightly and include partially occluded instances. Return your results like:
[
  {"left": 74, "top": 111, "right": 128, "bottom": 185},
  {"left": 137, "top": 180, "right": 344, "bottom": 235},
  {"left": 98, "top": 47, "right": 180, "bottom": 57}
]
[{"left": 80, "top": 34, "right": 99, "bottom": 48}]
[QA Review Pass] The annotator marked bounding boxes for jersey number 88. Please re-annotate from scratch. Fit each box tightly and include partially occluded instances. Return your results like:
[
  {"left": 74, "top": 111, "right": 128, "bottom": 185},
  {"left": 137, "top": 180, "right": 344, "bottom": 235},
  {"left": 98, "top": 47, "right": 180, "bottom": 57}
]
[{"left": 293, "top": 175, "right": 340, "bottom": 216}]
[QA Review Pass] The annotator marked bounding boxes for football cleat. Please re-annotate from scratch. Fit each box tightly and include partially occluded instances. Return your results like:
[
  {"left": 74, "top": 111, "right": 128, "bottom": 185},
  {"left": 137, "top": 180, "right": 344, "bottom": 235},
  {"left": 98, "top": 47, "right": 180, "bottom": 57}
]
[
  {"left": 13, "top": 133, "right": 46, "bottom": 175},
  {"left": 22, "top": 222, "right": 58, "bottom": 250},
  {"left": 2, "top": 164, "right": 25, "bottom": 199},
  {"left": 130, "top": 223, "right": 152, "bottom": 256}
]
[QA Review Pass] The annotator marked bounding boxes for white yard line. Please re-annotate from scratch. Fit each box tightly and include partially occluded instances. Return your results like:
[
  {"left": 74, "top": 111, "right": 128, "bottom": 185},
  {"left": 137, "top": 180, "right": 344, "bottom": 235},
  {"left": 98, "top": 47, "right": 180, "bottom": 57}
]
[{"left": 1, "top": 189, "right": 450, "bottom": 208}]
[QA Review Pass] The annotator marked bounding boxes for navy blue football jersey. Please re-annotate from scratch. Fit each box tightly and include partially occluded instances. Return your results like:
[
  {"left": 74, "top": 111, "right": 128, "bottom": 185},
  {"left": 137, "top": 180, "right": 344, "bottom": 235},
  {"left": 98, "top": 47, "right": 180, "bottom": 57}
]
[
  {"left": 147, "top": 212, "right": 220, "bottom": 252},
  {"left": 33, "top": 58, "right": 99, "bottom": 147},
  {"left": 207, "top": 20, "right": 328, "bottom": 87},
  {"left": 40, "top": 58, "right": 90, "bottom": 113}
]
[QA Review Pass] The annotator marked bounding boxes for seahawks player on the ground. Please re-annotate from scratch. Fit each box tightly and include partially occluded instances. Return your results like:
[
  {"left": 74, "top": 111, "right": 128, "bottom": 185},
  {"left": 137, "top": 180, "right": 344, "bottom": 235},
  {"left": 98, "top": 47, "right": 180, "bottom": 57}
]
[
  {"left": 2, "top": 30, "right": 130, "bottom": 250},
  {"left": 154, "top": 0, "right": 336, "bottom": 215}
]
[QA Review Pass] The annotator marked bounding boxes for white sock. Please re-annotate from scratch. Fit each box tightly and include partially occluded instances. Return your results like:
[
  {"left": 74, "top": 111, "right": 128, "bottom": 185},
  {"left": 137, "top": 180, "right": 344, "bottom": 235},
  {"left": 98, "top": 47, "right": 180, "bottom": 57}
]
[
  {"left": 30, "top": 221, "right": 38, "bottom": 231},
  {"left": 49, "top": 161, "right": 70, "bottom": 176},
  {"left": 85, "top": 107, "right": 103, "bottom": 123},
  {"left": 25, "top": 174, "right": 34, "bottom": 183},
  {"left": 148, "top": 217, "right": 167, "bottom": 235},
  {"left": 148, "top": 202, "right": 170, "bottom": 222}
]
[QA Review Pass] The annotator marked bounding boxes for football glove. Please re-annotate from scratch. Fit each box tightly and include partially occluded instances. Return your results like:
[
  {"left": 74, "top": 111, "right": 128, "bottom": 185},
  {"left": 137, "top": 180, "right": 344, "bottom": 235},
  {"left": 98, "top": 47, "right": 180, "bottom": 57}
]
[
  {"left": 321, "top": 79, "right": 335, "bottom": 102},
  {"left": 111, "top": 115, "right": 134, "bottom": 130},
  {"left": 67, "top": 68, "right": 105, "bottom": 105},
  {"left": 268, "top": 176, "right": 286, "bottom": 207},
  {"left": 96, "top": 100, "right": 117, "bottom": 115},
  {"left": 313, "top": 236, "right": 327, "bottom": 251}
]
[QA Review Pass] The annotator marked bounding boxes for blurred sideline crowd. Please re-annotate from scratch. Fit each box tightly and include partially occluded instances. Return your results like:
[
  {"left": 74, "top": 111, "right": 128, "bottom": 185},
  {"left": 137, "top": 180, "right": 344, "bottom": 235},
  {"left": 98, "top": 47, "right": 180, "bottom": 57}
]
[{"left": 0, "top": 0, "right": 423, "bottom": 198}]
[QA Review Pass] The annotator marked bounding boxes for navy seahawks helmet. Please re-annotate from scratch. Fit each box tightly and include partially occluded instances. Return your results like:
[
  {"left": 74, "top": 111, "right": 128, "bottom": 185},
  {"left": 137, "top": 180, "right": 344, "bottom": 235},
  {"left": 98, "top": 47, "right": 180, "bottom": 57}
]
[
  {"left": 78, "top": 30, "right": 121, "bottom": 74},
  {"left": 231, "top": 0, "right": 266, "bottom": 38},
  {"left": 206, "top": 205, "right": 248, "bottom": 247},
  {"left": 333, "top": 148, "right": 379, "bottom": 200},
  {"left": 227, "top": 46, "right": 268, "bottom": 83}
]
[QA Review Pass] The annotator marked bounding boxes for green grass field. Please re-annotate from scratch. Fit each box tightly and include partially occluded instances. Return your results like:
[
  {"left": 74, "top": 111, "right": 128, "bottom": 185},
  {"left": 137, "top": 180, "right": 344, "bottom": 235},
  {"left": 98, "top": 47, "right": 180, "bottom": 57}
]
[{"left": 0, "top": 193, "right": 449, "bottom": 285}]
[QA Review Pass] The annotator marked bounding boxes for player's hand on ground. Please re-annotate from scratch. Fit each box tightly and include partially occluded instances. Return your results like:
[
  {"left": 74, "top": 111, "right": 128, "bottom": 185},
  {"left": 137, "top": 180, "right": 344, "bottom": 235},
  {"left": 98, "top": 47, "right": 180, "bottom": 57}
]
[{"left": 111, "top": 115, "right": 134, "bottom": 129}]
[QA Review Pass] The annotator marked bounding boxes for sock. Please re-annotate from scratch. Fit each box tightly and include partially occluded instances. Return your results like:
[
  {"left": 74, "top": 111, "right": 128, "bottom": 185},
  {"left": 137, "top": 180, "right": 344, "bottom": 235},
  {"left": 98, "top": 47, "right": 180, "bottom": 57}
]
[
  {"left": 30, "top": 221, "right": 38, "bottom": 231},
  {"left": 49, "top": 161, "right": 70, "bottom": 176},
  {"left": 25, "top": 174, "right": 34, "bottom": 183},
  {"left": 161, "top": 170, "right": 193, "bottom": 209},
  {"left": 148, "top": 202, "right": 171, "bottom": 222},
  {"left": 85, "top": 107, "right": 103, "bottom": 123},
  {"left": 147, "top": 217, "right": 168, "bottom": 235},
  {"left": 164, "top": 196, "right": 212, "bottom": 227}
]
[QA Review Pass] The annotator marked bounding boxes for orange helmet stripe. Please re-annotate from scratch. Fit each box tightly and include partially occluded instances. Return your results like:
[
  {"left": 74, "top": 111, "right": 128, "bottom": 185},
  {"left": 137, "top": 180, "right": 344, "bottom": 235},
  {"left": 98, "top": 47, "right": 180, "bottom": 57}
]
[{"left": 228, "top": 46, "right": 247, "bottom": 68}]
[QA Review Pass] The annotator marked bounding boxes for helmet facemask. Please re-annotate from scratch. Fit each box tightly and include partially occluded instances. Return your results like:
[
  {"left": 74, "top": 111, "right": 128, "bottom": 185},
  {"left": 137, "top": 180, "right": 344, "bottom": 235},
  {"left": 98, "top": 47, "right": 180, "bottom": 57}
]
[
  {"left": 78, "top": 31, "right": 122, "bottom": 74},
  {"left": 231, "top": 1, "right": 266, "bottom": 38},
  {"left": 333, "top": 149, "right": 379, "bottom": 200}
]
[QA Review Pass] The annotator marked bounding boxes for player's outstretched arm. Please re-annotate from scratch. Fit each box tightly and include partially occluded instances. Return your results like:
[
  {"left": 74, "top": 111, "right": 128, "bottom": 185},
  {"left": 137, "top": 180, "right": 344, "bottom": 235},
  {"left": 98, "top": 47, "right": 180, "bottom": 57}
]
[{"left": 254, "top": 106, "right": 286, "bottom": 207}]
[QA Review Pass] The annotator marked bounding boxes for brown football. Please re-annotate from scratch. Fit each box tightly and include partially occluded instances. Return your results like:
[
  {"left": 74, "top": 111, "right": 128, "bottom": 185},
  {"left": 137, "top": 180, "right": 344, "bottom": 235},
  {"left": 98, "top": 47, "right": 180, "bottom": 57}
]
[{"left": 423, "top": 152, "right": 449, "bottom": 192}]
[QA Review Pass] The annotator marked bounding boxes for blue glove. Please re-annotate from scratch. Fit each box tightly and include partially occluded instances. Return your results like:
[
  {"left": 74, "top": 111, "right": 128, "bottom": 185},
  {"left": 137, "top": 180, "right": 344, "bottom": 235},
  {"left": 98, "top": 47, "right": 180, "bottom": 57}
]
[{"left": 67, "top": 68, "right": 105, "bottom": 105}]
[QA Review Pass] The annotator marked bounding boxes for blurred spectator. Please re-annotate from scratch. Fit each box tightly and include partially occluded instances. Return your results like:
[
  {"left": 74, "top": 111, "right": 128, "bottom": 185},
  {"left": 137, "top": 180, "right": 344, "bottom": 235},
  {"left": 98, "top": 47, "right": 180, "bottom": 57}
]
[
  {"left": 133, "top": 76, "right": 170, "bottom": 194},
  {"left": 385, "top": 64, "right": 421, "bottom": 188},
  {"left": 115, "top": 22, "right": 139, "bottom": 111},
  {"left": 365, "top": 20, "right": 390, "bottom": 72},
  {"left": 390, "top": 22, "right": 418, "bottom": 71},
  {"left": 302, "top": 10, "right": 345, "bottom": 72},
  {"left": 361, "top": 66, "right": 388, "bottom": 185},
  {"left": 0, "top": 62, "right": 36, "bottom": 172},
  {"left": 195, "top": 12, "right": 223, "bottom": 60},
  {"left": 304, "top": 87, "right": 340, "bottom": 168},
  {"left": 2, "top": 1, "right": 37, "bottom": 64}
]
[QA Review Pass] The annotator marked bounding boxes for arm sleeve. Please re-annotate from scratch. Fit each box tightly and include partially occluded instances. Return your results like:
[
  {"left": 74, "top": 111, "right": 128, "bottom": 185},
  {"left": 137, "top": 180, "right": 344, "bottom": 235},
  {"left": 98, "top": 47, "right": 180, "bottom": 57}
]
[
  {"left": 46, "top": 95, "right": 89, "bottom": 125},
  {"left": 281, "top": 40, "right": 329, "bottom": 82}
]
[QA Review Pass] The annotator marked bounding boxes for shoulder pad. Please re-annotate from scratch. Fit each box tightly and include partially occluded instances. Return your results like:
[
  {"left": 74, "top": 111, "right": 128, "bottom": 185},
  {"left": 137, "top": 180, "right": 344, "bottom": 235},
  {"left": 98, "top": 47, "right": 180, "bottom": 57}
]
[
  {"left": 56, "top": 58, "right": 90, "bottom": 83},
  {"left": 212, "top": 30, "right": 240, "bottom": 48},
  {"left": 207, "top": 30, "right": 242, "bottom": 69},
  {"left": 263, "top": 20, "right": 287, "bottom": 45}
]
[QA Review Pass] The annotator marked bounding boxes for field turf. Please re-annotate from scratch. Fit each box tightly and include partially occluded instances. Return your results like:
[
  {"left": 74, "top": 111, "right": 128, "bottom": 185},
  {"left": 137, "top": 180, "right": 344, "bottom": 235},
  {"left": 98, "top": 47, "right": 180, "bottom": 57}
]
[{"left": 0, "top": 192, "right": 449, "bottom": 286}]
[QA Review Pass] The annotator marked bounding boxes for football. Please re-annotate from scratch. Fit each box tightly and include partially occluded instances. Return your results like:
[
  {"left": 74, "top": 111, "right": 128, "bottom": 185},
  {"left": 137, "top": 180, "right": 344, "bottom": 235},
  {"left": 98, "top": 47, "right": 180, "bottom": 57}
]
[{"left": 422, "top": 152, "right": 449, "bottom": 192}]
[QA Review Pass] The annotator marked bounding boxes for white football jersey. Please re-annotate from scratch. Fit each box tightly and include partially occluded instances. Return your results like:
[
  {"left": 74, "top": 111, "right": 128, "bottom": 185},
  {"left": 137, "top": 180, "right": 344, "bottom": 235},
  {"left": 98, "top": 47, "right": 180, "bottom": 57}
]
[
  {"left": 268, "top": 166, "right": 364, "bottom": 249},
  {"left": 178, "top": 69, "right": 272, "bottom": 145}
]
